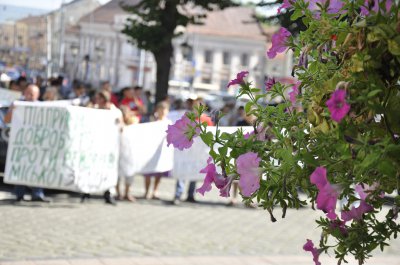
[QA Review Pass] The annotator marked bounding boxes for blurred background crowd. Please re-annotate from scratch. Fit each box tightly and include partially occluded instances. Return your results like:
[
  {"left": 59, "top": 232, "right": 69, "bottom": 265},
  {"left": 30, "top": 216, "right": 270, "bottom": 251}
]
[{"left": 0, "top": 73, "right": 260, "bottom": 206}]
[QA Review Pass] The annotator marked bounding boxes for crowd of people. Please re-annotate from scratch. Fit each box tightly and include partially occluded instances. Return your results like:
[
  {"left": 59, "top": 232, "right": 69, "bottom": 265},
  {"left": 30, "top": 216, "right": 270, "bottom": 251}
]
[{"left": 1, "top": 75, "right": 256, "bottom": 206}]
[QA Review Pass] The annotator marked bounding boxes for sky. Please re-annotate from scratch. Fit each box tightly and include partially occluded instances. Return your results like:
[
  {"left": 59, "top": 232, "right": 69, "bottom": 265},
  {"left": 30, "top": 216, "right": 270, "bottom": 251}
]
[
  {"left": 0, "top": 0, "right": 276, "bottom": 17},
  {"left": 0, "top": 0, "right": 111, "bottom": 10},
  {"left": 0, "top": 0, "right": 272, "bottom": 10}
]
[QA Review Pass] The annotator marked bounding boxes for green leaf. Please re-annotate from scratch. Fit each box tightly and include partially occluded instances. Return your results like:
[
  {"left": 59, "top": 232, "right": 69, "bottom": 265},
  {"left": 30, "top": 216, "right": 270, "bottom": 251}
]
[
  {"left": 218, "top": 146, "right": 228, "bottom": 157},
  {"left": 209, "top": 149, "right": 218, "bottom": 160},
  {"left": 377, "top": 159, "right": 396, "bottom": 177},
  {"left": 388, "top": 36, "right": 400, "bottom": 56},
  {"left": 200, "top": 132, "right": 213, "bottom": 146},
  {"left": 386, "top": 144, "right": 400, "bottom": 156},
  {"left": 245, "top": 101, "right": 254, "bottom": 114},
  {"left": 367, "top": 89, "right": 382, "bottom": 98},
  {"left": 386, "top": 96, "right": 400, "bottom": 132},
  {"left": 360, "top": 153, "right": 380, "bottom": 169},
  {"left": 255, "top": 94, "right": 265, "bottom": 102},
  {"left": 291, "top": 9, "right": 303, "bottom": 20},
  {"left": 219, "top": 132, "right": 231, "bottom": 141},
  {"left": 377, "top": 24, "right": 396, "bottom": 39}
]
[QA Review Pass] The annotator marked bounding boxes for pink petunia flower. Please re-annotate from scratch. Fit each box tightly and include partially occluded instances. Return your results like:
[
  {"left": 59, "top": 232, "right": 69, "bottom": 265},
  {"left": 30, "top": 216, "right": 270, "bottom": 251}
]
[
  {"left": 196, "top": 157, "right": 217, "bottom": 196},
  {"left": 288, "top": 81, "right": 301, "bottom": 107},
  {"left": 267, "top": 27, "right": 291, "bottom": 59},
  {"left": 303, "top": 239, "right": 321, "bottom": 265},
  {"left": 326, "top": 89, "right": 350, "bottom": 123},
  {"left": 237, "top": 152, "right": 261, "bottom": 197},
  {"left": 305, "top": 0, "right": 345, "bottom": 16},
  {"left": 310, "top": 167, "right": 339, "bottom": 220},
  {"left": 326, "top": 0, "right": 345, "bottom": 14},
  {"left": 243, "top": 125, "right": 267, "bottom": 141},
  {"left": 196, "top": 157, "right": 233, "bottom": 197},
  {"left": 216, "top": 174, "right": 234, "bottom": 197},
  {"left": 227, "top": 71, "right": 249, "bottom": 88},
  {"left": 341, "top": 201, "right": 374, "bottom": 222},
  {"left": 341, "top": 183, "right": 378, "bottom": 222},
  {"left": 277, "top": 0, "right": 292, "bottom": 14},
  {"left": 166, "top": 114, "right": 199, "bottom": 150},
  {"left": 243, "top": 132, "right": 252, "bottom": 139},
  {"left": 265, "top": 77, "right": 276, "bottom": 91},
  {"left": 355, "top": 182, "right": 384, "bottom": 200},
  {"left": 329, "top": 219, "right": 348, "bottom": 236},
  {"left": 361, "top": 0, "right": 392, "bottom": 15}
]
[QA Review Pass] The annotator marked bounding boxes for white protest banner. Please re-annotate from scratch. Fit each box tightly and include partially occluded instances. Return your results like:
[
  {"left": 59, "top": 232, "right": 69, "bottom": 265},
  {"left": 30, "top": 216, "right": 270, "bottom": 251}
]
[
  {"left": 4, "top": 101, "right": 120, "bottom": 193},
  {"left": 172, "top": 126, "right": 253, "bottom": 180},
  {"left": 0, "top": 88, "right": 21, "bottom": 107},
  {"left": 171, "top": 136, "right": 209, "bottom": 181},
  {"left": 119, "top": 120, "right": 173, "bottom": 177}
]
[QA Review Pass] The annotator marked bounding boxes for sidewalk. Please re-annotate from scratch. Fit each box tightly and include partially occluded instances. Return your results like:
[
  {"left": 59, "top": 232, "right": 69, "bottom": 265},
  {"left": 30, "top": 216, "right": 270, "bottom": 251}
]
[
  {"left": 0, "top": 176, "right": 398, "bottom": 264},
  {"left": 1, "top": 256, "right": 399, "bottom": 265}
]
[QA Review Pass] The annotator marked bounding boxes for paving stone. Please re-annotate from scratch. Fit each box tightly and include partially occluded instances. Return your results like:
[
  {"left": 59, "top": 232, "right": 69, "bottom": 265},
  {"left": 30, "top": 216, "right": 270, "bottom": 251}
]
[
  {"left": 0, "top": 177, "right": 398, "bottom": 263},
  {"left": 67, "top": 259, "right": 104, "bottom": 265},
  {"left": 32, "top": 260, "right": 70, "bottom": 265}
]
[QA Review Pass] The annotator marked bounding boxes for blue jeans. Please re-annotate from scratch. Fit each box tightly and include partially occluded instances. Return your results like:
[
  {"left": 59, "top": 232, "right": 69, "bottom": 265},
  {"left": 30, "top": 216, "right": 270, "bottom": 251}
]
[
  {"left": 175, "top": 180, "right": 196, "bottom": 199},
  {"left": 14, "top": 185, "right": 44, "bottom": 199}
]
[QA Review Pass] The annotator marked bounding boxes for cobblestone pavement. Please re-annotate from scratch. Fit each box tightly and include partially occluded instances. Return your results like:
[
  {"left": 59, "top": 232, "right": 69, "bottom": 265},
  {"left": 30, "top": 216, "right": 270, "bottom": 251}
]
[
  {"left": 0, "top": 176, "right": 398, "bottom": 264},
  {"left": 0, "top": 256, "right": 399, "bottom": 265}
]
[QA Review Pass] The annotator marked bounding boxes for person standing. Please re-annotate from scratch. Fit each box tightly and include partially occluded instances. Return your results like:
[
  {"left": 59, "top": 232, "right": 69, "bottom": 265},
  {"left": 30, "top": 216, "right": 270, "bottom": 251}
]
[
  {"left": 101, "top": 80, "right": 119, "bottom": 106},
  {"left": 120, "top": 86, "right": 146, "bottom": 123},
  {"left": 42, "top": 86, "right": 60, "bottom": 101},
  {"left": 173, "top": 98, "right": 214, "bottom": 204},
  {"left": 92, "top": 90, "right": 122, "bottom": 205},
  {"left": 117, "top": 105, "right": 139, "bottom": 202},
  {"left": 4, "top": 84, "right": 50, "bottom": 202},
  {"left": 142, "top": 102, "right": 170, "bottom": 199},
  {"left": 141, "top": 90, "right": 154, "bottom": 123},
  {"left": 69, "top": 82, "right": 90, "bottom": 106}
]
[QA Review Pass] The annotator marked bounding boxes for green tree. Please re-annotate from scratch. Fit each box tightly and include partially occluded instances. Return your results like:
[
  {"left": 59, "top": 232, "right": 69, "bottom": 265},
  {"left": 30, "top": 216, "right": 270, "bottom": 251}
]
[
  {"left": 256, "top": 0, "right": 306, "bottom": 35},
  {"left": 121, "top": 0, "right": 237, "bottom": 103}
]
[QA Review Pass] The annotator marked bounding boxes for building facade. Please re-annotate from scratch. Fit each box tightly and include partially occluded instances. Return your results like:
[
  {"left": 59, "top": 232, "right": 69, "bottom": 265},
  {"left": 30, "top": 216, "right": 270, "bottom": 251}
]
[
  {"left": 75, "top": 0, "right": 154, "bottom": 89},
  {"left": 171, "top": 7, "right": 270, "bottom": 95},
  {"left": 47, "top": 0, "right": 101, "bottom": 75},
  {"left": 0, "top": 21, "right": 29, "bottom": 67},
  {"left": 64, "top": 0, "right": 293, "bottom": 94},
  {"left": 16, "top": 15, "right": 47, "bottom": 71}
]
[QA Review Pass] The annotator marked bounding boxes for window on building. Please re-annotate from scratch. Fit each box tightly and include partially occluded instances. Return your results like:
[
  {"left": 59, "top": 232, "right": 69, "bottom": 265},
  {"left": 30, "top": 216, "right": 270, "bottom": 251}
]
[
  {"left": 241, "top": 53, "right": 249, "bottom": 66},
  {"left": 202, "top": 76, "right": 212, "bottom": 84},
  {"left": 223, "top": 52, "right": 231, "bottom": 65},
  {"left": 204, "top": 50, "right": 213, "bottom": 64}
]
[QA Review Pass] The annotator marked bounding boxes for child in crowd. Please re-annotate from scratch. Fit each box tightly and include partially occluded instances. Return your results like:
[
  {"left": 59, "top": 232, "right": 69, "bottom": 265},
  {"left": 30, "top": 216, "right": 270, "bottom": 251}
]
[
  {"left": 116, "top": 105, "right": 140, "bottom": 202},
  {"left": 143, "top": 102, "right": 170, "bottom": 199},
  {"left": 120, "top": 105, "right": 139, "bottom": 126}
]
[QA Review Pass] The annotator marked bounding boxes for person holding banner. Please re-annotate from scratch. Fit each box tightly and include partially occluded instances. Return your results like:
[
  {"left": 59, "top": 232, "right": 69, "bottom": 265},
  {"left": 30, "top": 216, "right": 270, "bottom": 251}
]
[
  {"left": 4, "top": 84, "right": 50, "bottom": 202},
  {"left": 120, "top": 86, "right": 146, "bottom": 123},
  {"left": 143, "top": 102, "right": 170, "bottom": 199},
  {"left": 92, "top": 90, "right": 123, "bottom": 205},
  {"left": 173, "top": 98, "right": 214, "bottom": 204}
]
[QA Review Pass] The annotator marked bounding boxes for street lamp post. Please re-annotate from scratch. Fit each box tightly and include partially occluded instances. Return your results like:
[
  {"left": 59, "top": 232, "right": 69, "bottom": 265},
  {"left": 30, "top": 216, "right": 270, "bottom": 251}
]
[
  {"left": 95, "top": 46, "right": 104, "bottom": 86},
  {"left": 70, "top": 44, "right": 79, "bottom": 81},
  {"left": 83, "top": 54, "right": 90, "bottom": 82},
  {"left": 180, "top": 41, "right": 194, "bottom": 93}
]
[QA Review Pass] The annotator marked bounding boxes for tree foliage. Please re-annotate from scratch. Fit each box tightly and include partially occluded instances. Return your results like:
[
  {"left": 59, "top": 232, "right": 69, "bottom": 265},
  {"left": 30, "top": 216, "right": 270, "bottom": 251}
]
[{"left": 256, "top": 0, "right": 306, "bottom": 35}]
